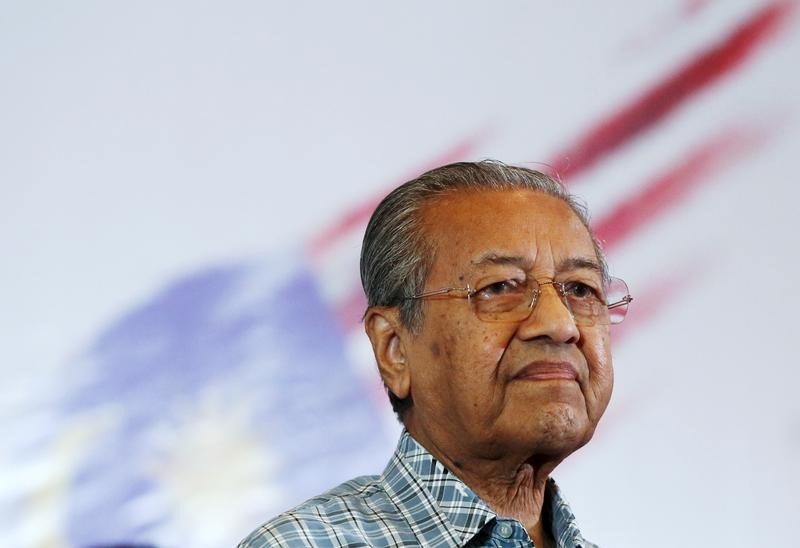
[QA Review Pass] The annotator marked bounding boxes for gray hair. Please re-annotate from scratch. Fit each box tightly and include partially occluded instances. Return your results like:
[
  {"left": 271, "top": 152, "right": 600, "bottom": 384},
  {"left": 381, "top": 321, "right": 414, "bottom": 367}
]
[{"left": 359, "top": 160, "right": 607, "bottom": 418}]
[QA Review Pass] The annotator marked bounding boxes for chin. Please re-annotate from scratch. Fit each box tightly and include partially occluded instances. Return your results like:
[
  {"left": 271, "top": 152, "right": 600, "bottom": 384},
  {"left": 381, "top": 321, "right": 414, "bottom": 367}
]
[{"left": 527, "top": 405, "right": 594, "bottom": 457}]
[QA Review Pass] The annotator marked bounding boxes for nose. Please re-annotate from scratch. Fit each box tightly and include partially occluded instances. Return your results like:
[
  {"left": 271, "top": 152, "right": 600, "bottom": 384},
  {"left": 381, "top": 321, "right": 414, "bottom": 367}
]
[{"left": 515, "top": 282, "right": 580, "bottom": 344}]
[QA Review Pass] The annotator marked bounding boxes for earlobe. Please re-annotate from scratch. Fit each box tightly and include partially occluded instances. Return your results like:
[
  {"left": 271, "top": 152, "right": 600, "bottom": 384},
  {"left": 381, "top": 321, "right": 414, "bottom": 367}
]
[{"left": 364, "top": 307, "right": 411, "bottom": 400}]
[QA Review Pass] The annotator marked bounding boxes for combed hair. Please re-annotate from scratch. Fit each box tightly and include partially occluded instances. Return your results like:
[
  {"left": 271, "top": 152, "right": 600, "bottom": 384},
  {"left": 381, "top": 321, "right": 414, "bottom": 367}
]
[{"left": 359, "top": 160, "right": 607, "bottom": 419}]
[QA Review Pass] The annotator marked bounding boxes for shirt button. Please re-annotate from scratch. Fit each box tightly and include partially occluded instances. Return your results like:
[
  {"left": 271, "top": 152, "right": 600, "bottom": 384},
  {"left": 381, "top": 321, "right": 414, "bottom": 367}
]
[{"left": 497, "top": 522, "right": 513, "bottom": 538}]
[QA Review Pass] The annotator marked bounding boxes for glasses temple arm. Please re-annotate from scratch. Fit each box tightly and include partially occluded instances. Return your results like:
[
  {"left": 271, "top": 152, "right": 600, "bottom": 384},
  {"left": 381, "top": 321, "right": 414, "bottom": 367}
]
[{"left": 607, "top": 295, "right": 633, "bottom": 310}]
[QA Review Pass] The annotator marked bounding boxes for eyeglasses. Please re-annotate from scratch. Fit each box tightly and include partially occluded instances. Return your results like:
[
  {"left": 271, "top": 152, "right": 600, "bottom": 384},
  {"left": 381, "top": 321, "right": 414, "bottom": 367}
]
[{"left": 406, "top": 276, "right": 632, "bottom": 326}]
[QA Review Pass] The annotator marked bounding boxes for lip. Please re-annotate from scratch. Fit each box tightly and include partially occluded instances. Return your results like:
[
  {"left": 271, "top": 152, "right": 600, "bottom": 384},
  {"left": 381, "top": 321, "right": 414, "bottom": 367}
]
[{"left": 513, "top": 361, "right": 579, "bottom": 381}]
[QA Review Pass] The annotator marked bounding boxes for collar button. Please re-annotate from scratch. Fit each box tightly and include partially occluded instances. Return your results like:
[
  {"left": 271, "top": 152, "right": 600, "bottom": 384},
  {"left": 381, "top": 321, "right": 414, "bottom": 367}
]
[{"left": 497, "top": 521, "right": 513, "bottom": 539}]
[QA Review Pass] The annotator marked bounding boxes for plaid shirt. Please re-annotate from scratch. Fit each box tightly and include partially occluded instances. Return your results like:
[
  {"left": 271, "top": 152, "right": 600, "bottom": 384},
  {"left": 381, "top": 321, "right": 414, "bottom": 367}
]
[{"left": 240, "top": 431, "right": 597, "bottom": 547}]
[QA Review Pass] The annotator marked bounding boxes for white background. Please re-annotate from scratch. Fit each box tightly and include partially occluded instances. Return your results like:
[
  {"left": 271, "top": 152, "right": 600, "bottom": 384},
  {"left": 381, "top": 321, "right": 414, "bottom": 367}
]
[{"left": 2, "top": 1, "right": 799, "bottom": 546}]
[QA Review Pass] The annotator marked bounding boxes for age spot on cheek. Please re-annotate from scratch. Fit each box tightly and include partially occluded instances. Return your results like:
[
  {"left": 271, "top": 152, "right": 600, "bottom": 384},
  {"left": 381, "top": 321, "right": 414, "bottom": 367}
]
[
  {"left": 430, "top": 342, "right": 441, "bottom": 358},
  {"left": 442, "top": 334, "right": 458, "bottom": 363}
]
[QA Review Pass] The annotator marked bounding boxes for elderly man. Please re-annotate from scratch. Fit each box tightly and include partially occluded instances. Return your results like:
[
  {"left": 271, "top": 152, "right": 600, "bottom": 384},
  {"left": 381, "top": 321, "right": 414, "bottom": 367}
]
[{"left": 240, "top": 161, "right": 631, "bottom": 548}]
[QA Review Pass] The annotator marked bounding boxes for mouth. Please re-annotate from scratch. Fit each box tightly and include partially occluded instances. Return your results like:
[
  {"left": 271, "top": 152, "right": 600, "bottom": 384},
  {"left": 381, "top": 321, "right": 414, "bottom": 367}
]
[{"left": 513, "top": 361, "right": 579, "bottom": 382}]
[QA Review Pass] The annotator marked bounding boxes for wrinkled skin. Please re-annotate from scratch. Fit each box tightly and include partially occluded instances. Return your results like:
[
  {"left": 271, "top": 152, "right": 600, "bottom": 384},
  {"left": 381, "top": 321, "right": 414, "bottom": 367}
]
[{"left": 366, "top": 189, "right": 614, "bottom": 547}]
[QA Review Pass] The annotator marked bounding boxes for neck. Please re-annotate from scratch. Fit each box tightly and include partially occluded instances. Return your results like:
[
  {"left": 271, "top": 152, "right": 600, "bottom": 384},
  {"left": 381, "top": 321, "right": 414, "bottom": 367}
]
[{"left": 407, "top": 427, "right": 560, "bottom": 548}]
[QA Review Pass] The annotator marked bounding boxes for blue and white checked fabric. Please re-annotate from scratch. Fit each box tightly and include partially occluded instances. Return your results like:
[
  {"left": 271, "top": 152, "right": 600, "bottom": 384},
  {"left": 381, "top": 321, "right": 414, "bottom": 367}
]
[{"left": 239, "top": 431, "right": 597, "bottom": 547}]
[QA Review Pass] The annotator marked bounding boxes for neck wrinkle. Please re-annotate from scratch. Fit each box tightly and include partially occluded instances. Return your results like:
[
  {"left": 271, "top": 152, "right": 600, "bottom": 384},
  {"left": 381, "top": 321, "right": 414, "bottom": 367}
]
[{"left": 406, "top": 421, "right": 560, "bottom": 546}]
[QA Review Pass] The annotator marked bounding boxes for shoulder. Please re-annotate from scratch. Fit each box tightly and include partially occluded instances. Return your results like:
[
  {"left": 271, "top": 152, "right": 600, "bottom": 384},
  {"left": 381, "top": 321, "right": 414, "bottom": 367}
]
[{"left": 238, "top": 474, "right": 402, "bottom": 548}]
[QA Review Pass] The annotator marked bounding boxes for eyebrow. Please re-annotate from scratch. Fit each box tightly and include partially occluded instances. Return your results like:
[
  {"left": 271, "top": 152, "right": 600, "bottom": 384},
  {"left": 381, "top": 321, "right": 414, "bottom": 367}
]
[
  {"left": 470, "top": 252, "right": 602, "bottom": 274},
  {"left": 557, "top": 256, "right": 603, "bottom": 273},
  {"left": 470, "top": 252, "right": 532, "bottom": 269}
]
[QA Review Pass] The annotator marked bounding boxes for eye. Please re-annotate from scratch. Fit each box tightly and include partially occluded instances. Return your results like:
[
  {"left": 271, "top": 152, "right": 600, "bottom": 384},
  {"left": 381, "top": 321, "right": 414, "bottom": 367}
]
[
  {"left": 473, "top": 278, "right": 525, "bottom": 300},
  {"left": 563, "top": 281, "right": 602, "bottom": 300}
]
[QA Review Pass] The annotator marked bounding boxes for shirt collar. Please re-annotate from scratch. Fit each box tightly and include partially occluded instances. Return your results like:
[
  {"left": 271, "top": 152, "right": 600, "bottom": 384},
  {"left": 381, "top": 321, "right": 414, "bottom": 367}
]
[
  {"left": 382, "top": 430, "right": 593, "bottom": 548},
  {"left": 381, "top": 430, "right": 495, "bottom": 545},
  {"left": 546, "top": 478, "right": 594, "bottom": 548}
]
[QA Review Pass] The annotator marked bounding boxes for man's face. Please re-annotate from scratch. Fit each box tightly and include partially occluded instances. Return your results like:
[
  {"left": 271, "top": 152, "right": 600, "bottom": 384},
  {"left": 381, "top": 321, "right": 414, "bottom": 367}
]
[{"left": 402, "top": 189, "right": 613, "bottom": 463}]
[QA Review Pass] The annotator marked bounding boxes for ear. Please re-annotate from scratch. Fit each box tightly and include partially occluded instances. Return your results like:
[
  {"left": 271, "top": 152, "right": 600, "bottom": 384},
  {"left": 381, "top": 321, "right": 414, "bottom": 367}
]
[{"left": 364, "top": 307, "right": 411, "bottom": 401}]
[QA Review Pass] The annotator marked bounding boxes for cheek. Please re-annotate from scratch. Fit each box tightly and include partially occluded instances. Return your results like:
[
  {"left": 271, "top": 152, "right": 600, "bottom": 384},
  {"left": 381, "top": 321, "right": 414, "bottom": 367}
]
[
  {"left": 444, "top": 328, "right": 505, "bottom": 371},
  {"left": 440, "top": 325, "right": 511, "bottom": 399},
  {"left": 474, "top": 325, "right": 514, "bottom": 372},
  {"left": 581, "top": 328, "right": 612, "bottom": 370},
  {"left": 579, "top": 329, "right": 614, "bottom": 402}
]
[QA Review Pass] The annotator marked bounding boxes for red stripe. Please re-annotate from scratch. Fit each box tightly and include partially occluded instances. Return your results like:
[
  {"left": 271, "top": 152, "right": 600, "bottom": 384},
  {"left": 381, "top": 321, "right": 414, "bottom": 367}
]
[
  {"left": 308, "top": 132, "right": 487, "bottom": 257},
  {"left": 592, "top": 126, "right": 767, "bottom": 250},
  {"left": 548, "top": 0, "right": 792, "bottom": 180}
]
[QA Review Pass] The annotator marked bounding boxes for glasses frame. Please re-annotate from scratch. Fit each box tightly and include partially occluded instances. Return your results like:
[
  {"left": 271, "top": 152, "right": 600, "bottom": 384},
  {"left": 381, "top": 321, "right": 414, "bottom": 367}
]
[{"left": 406, "top": 277, "right": 632, "bottom": 325}]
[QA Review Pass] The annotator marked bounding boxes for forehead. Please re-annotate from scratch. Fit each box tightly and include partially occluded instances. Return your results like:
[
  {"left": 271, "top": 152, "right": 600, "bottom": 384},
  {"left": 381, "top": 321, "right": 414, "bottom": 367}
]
[{"left": 420, "top": 189, "right": 597, "bottom": 276}]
